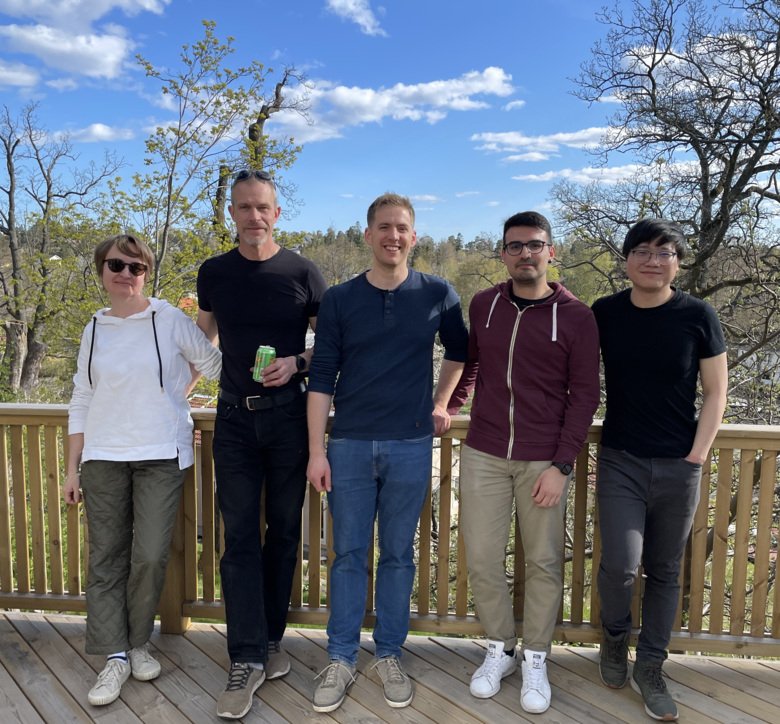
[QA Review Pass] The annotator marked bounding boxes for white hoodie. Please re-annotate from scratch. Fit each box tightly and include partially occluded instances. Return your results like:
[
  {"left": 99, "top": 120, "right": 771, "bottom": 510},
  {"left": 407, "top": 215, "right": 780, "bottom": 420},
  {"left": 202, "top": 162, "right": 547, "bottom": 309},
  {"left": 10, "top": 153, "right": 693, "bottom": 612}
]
[{"left": 68, "top": 298, "right": 221, "bottom": 469}]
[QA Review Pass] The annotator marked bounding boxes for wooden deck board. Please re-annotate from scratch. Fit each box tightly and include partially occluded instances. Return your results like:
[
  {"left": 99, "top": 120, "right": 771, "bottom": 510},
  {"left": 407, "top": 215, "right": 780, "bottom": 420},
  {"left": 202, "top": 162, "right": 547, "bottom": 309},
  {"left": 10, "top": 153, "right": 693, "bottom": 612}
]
[{"left": 0, "top": 613, "right": 777, "bottom": 723}]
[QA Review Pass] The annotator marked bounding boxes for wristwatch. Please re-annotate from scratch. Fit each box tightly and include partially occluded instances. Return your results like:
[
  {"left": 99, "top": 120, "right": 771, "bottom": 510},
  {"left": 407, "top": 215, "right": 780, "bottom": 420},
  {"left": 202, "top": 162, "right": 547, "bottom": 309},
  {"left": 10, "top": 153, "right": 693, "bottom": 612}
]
[
  {"left": 552, "top": 461, "right": 573, "bottom": 475},
  {"left": 295, "top": 354, "right": 307, "bottom": 372}
]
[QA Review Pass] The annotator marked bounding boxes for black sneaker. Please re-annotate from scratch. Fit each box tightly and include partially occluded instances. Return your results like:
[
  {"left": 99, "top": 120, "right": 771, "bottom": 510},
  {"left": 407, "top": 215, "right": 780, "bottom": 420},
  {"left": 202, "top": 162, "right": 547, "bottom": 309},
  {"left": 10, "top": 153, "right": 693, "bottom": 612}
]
[
  {"left": 599, "top": 628, "right": 629, "bottom": 688},
  {"left": 630, "top": 658, "right": 678, "bottom": 721}
]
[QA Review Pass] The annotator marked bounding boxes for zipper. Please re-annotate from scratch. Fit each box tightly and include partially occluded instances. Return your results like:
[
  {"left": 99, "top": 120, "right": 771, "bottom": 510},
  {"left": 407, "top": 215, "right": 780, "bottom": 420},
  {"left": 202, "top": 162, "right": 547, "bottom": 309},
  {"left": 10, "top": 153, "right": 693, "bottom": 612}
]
[{"left": 505, "top": 306, "right": 525, "bottom": 459}]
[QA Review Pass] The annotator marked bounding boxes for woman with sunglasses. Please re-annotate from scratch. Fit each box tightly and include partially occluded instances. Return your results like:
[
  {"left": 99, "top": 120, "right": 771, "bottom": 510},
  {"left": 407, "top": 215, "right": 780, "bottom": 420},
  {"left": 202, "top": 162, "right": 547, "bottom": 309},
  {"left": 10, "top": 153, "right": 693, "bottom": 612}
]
[{"left": 65, "top": 234, "right": 222, "bottom": 707}]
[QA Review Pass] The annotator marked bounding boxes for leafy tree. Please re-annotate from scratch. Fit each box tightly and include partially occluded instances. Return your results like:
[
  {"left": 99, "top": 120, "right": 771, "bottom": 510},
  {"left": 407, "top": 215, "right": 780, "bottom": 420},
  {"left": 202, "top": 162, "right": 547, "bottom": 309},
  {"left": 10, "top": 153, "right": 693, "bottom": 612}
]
[
  {"left": 555, "top": 0, "right": 780, "bottom": 422},
  {"left": 0, "top": 103, "right": 119, "bottom": 395},
  {"left": 115, "top": 20, "right": 308, "bottom": 299}
]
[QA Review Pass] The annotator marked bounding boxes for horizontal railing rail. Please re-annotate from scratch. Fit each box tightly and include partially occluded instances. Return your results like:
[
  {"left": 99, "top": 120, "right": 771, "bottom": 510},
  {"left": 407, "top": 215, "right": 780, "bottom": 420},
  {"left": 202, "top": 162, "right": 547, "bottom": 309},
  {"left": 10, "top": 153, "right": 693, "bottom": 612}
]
[{"left": 0, "top": 404, "right": 777, "bottom": 656}]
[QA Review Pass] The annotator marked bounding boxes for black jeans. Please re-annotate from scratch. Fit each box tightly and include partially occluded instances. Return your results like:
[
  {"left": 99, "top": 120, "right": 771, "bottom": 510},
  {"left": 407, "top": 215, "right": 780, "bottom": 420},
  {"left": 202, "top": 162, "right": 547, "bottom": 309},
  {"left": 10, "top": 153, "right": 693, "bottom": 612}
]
[
  {"left": 596, "top": 446, "right": 702, "bottom": 662},
  {"left": 213, "top": 391, "right": 308, "bottom": 663}
]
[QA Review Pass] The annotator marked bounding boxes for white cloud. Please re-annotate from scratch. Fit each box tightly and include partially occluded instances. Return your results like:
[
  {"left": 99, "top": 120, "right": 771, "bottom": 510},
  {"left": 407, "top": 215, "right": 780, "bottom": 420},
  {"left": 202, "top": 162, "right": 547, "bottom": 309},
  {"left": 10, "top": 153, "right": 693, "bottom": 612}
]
[
  {"left": 0, "top": 23, "right": 132, "bottom": 78},
  {"left": 504, "top": 152, "right": 550, "bottom": 163},
  {"left": 45, "top": 76, "right": 78, "bottom": 90},
  {"left": 472, "top": 127, "right": 607, "bottom": 157},
  {"left": 512, "top": 163, "right": 648, "bottom": 185},
  {"left": 455, "top": 191, "right": 480, "bottom": 198},
  {"left": 504, "top": 100, "right": 526, "bottom": 111},
  {"left": 273, "top": 67, "right": 515, "bottom": 143},
  {"left": 0, "top": 0, "right": 169, "bottom": 32},
  {"left": 66, "top": 122, "right": 134, "bottom": 142},
  {"left": 0, "top": 1, "right": 169, "bottom": 85},
  {"left": 412, "top": 194, "right": 443, "bottom": 203},
  {"left": 486, "top": 200, "right": 500, "bottom": 207},
  {"left": 0, "top": 58, "right": 39, "bottom": 87},
  {"left": 326, "top": 0, "right": 386, "bottom": 37}
]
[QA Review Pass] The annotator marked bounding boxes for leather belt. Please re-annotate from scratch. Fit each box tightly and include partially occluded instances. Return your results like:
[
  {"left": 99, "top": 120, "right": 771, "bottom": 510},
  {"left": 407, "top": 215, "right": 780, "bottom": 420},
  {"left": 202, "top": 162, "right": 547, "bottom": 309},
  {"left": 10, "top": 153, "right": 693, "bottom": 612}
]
[{"left": 219, "top": 383, "right": 304, "bottom": 411}]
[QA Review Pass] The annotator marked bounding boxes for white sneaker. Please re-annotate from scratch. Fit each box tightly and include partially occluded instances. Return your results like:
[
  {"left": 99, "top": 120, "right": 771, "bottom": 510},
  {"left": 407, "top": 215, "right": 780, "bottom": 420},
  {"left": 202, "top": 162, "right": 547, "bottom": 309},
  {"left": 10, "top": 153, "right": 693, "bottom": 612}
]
[
  {"left": 521, "top": 649, "right": 551, "bottom": 713},
  {"left": 129, "top": 643, "right": 161, "bottom": 681},
  {"left": 88, "top": 657, "right": 131, "bottom": 706},
  {"left": 470, "top": 640, "right": 517, "bottom": 698}
]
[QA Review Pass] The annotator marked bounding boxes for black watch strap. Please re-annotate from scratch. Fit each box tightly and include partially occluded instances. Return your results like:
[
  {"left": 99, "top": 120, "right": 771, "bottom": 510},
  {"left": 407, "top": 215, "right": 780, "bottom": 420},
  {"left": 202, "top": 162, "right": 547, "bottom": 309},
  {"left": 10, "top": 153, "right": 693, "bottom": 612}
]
[
  {"left": 295, "top": 354, "right": 307, "bottom": 372},
  {"left": 552, "top": 461, "right": 573, "bottom": 475}
]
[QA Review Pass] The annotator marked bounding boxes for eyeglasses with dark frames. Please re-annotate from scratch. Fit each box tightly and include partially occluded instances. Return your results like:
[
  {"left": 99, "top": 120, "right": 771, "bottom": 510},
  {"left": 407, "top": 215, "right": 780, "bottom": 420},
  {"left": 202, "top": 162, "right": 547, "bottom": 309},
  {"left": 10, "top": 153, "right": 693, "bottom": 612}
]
[
  {"left": 629, "top": 248, "right": 678, "bottom": 264},
  {"left": 503, "top": 240, "right": 551, "bottom": 256},
  {"left": 231, "top": 169, "right": 275, "bottom": 187},
  {"left": 104, "top": 258, "right": 148, "bottom": 276}
]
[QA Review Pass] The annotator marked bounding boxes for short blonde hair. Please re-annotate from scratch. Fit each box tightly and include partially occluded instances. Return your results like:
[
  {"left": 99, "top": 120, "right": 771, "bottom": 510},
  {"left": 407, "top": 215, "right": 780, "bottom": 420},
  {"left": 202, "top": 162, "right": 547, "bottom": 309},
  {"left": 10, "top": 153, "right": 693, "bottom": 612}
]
[
  {"left": 367, "top": 193, "right": 415, "bottom": 227},
  {"left": 94, "top": 234, "right": 155, "bottom": 278}
]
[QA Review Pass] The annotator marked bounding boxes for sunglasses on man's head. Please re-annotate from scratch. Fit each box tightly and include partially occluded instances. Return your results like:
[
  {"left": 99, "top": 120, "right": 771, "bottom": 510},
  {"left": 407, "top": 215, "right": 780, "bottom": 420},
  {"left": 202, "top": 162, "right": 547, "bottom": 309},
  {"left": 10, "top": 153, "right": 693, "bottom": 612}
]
[
  {"left": 104, "top": 258, "right": 148, "bottom": 276},
  {"left": 232, "top": 169, "right": 275, "bottom": 186}
]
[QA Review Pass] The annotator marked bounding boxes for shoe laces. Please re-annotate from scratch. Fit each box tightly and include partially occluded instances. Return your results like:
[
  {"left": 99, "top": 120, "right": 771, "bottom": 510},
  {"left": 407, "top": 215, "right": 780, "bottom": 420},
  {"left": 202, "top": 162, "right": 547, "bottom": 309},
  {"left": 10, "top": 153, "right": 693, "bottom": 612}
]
[
  {"left": 226, "top": 662, "right": 252, "bottom": 691},
  {"left": 317, "top": 662, "right": 354, "bottom": 688},
  {"left": 97, "top": 659, "right": 127, "bottom": 689},
  {"left": 132, "top": 643, "right": 154, "bottom": 664},
  {"left": 372, "top": 656, "right": 407, "bottom": 684},
  {"left": 640, "top": 662, "right": 667, "bottom": 692},
  {"left": 524, "top": 655, "right": 546, "bottom": 691},
  {"left": 269, "top": 641, "right": 281, "bottom": 655},
  {"left": 478, "top": 649, "right": 508, "bottom": 683},
  {"left": 605, "top": 635, "right": 628, "bottom": 660}
]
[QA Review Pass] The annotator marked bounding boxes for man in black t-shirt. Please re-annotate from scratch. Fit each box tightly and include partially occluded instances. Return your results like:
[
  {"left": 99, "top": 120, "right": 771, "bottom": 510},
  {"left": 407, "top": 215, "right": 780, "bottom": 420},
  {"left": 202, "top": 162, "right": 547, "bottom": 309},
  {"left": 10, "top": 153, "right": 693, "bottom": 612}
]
[
  {"left": 592, "top": 219, "right": 727, "bottom": 722},
  {"left": 197, "top": 170, "right": 327, "bottom": 720}
]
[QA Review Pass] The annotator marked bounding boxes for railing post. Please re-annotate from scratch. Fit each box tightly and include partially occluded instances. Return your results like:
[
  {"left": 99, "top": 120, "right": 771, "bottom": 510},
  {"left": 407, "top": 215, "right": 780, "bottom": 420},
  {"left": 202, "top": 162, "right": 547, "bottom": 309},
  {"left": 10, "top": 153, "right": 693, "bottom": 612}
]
[{"left": 159, "top": 470, "right": 191, "bottom": 634}]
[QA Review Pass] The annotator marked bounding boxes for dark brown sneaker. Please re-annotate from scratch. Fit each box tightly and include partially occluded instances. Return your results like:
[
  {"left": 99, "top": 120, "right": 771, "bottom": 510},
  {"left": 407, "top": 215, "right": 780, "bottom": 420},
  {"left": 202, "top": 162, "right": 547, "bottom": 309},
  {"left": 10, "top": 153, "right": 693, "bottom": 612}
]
[
  {"left": 599, "top": 628, "right": 629, "bottom": 688},
  {"left": 630, "top": 658, "right": 678, "bottom": 721}
]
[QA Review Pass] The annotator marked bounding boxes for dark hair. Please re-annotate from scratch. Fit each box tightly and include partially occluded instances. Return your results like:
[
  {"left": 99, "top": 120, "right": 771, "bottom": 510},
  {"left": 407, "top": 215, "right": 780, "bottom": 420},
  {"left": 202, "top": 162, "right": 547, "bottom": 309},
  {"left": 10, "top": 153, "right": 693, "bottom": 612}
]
[
  {"left": 367, "top": 193, "right": 415, "bottom": 226},
  {"left": 94, "top": 234, "right": 155, "bottom": 278},
  {"left": 503, "top": 211, "right": 553, "bottom": 244},
  {"left": 622, "top": 218, "right": 687, "bottom": 260}
]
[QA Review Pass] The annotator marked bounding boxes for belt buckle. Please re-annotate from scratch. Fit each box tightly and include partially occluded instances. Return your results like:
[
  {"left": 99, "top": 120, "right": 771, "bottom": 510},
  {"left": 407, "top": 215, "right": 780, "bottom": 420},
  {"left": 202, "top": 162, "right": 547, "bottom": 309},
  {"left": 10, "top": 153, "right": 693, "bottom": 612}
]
[{"left": 244, "top": 395, "right": 263, "bottom": 411}]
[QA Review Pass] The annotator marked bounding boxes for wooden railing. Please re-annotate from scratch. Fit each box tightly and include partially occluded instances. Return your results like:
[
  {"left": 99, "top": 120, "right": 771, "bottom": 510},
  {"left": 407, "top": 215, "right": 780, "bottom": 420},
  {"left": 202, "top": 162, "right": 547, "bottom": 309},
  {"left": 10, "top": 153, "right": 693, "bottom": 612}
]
[{"left": 0, "top": 404, "right": 777, "bottom": 656}]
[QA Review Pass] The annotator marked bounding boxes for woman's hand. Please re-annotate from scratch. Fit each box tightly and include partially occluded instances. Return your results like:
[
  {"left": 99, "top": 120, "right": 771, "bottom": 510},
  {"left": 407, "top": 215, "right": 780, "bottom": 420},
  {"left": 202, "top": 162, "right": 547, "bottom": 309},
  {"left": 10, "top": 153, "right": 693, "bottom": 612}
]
[{"left": 63, "top": 471, "right": 82, "bottom": 505}]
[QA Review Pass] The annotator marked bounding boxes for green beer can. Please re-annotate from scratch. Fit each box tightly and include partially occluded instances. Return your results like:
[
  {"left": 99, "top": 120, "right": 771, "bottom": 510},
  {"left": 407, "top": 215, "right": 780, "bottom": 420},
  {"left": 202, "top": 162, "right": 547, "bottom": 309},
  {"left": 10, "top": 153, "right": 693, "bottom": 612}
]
[{"left": 252, "top": 345, "right": 276, "bottom": 382}]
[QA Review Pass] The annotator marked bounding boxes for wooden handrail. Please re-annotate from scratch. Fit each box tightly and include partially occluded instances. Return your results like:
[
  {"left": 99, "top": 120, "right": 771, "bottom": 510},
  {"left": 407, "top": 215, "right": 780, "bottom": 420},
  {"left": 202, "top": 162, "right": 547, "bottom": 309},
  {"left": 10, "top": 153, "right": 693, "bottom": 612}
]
[{"left": 0, "top": 404, "right": 777, "bottom": 656}]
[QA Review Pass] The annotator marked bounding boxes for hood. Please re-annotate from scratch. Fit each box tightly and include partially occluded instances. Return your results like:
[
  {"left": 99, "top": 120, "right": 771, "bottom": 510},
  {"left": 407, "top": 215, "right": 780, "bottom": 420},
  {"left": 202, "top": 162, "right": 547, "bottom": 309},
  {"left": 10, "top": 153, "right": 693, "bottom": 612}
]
[
  {"left": 485, "top": 281, "right": 577, "bottom": 341},
  {"left": 88, "top": 297, "right": 169, "bottom": 388}
]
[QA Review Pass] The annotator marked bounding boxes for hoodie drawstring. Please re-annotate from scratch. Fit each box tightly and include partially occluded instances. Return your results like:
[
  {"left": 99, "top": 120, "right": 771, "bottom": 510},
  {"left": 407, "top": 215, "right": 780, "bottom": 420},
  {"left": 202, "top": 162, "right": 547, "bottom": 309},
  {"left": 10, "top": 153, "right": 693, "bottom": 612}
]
[
  {"left": 551, "top": 302, "right": 558, "bottom": 342},
  {"left": 151, "top": 310, "right": 164, "bottom": 390},
  {"left": 87, "top": 317, "right": 97, "bottom": 387}
]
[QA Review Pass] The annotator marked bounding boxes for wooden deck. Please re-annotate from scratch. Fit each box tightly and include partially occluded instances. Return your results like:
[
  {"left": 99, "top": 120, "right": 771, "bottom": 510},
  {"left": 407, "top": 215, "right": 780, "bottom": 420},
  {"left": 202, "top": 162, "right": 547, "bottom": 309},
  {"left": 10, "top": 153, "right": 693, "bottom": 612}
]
[{"left": 1, "top": 613, "right": 778, "bottom": 723}]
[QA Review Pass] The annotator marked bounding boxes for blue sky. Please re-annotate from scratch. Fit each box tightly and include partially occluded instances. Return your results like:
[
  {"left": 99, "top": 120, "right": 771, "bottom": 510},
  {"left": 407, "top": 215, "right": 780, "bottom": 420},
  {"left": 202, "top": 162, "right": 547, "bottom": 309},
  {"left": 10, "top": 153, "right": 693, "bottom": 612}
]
[{"left": 0, "top": 0, "right": 638, "bottom": 242}]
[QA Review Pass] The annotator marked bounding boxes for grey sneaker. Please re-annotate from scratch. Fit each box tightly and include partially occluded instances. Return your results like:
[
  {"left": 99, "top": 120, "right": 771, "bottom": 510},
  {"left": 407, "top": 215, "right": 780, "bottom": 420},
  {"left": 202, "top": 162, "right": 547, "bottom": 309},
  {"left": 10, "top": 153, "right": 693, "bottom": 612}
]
[
  {"left": 630, "top": 659, "right": 678, "bottom": 721},
  {"left": 266, "top": 641, "right": 291, "bottom": 680},
  {"left": 599, "top": 628, "right": 629, "bottom": 688},
  {"left": 313, "top": 661, "right": 356, "bottom": 713},
  {"left": 129, "top": 643, "right": 161, "bottom": 681},
  {"left": 371, "top": 656, "right": 413, "bottom": 708},
  {"left": 216, "top": 662, "right": 265, "bottom": 719},
  {"left": 88, "top": 657, "right": 131, "bottom": 706}
]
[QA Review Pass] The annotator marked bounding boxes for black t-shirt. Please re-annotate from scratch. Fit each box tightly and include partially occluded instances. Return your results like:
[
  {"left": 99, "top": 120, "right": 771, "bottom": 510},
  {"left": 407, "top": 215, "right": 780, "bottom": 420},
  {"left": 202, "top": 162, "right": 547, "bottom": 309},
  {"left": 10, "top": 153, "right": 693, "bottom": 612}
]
[
  {"left": 592, "top": 288, "right": 726, "bottom": 458},
  {"left": 197, "top": 247, "right": 327, "bottom": 397}
]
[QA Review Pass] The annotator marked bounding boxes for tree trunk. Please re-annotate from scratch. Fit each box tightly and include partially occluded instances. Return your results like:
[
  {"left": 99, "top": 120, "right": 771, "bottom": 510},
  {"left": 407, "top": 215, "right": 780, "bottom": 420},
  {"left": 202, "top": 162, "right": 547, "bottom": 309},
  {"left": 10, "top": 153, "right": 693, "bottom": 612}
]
[
  {"left": 3, "top": 320, "right": 27, "bottom": 392},
  {"left": 20, "top": 336, "right": 47, "bottom": 393}
]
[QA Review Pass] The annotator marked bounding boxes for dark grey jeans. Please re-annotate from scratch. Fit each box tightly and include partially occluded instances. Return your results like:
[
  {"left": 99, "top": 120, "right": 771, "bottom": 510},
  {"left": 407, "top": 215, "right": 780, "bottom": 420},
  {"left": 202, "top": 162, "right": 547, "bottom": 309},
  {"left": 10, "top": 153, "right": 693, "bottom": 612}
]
[
  {"left": 81, "top": 458, "right": 185, "bottom": 654},
  {"left": 596, "top": 446, "right": 702, "bottom": 662}
]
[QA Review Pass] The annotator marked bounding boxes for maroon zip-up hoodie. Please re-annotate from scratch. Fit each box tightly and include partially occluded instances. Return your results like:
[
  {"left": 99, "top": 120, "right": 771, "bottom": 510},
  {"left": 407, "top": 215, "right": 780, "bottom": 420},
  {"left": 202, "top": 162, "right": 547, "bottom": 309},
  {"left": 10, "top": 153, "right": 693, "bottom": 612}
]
[{"left": 448, "top": 281, "right": 600, "bottom": 463}]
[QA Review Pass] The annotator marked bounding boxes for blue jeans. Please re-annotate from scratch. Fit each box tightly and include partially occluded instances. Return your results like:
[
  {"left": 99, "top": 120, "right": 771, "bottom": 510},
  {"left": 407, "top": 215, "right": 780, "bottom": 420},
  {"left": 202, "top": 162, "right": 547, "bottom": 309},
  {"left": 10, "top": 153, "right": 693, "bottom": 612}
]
[
  {"left": 213, "top": 392, "right": 308, "bottom": 663},
  {"left": 596, "top": 447, "right": 702, "bottom": 662},
  {"left": 326, "top": 435, "right": 433, "bottom": 665}
]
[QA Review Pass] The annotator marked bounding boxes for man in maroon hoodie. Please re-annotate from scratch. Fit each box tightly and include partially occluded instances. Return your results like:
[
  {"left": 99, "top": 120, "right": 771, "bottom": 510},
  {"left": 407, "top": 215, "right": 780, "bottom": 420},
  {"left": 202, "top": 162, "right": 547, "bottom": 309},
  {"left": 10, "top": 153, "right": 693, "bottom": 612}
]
[{"left": 449, "top": 211, "right": 600, "bottom": 714}]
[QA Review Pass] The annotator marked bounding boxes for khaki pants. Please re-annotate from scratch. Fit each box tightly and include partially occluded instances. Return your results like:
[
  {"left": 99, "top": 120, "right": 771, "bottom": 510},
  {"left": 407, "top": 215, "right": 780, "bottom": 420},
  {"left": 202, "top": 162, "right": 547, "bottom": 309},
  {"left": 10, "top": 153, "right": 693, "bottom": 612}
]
[
  {"left": 460, "top": 445, "right": 567, "bottom": 653},
  {"left": 81, "top": 458, "right": 185, "bottom": 654}
]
